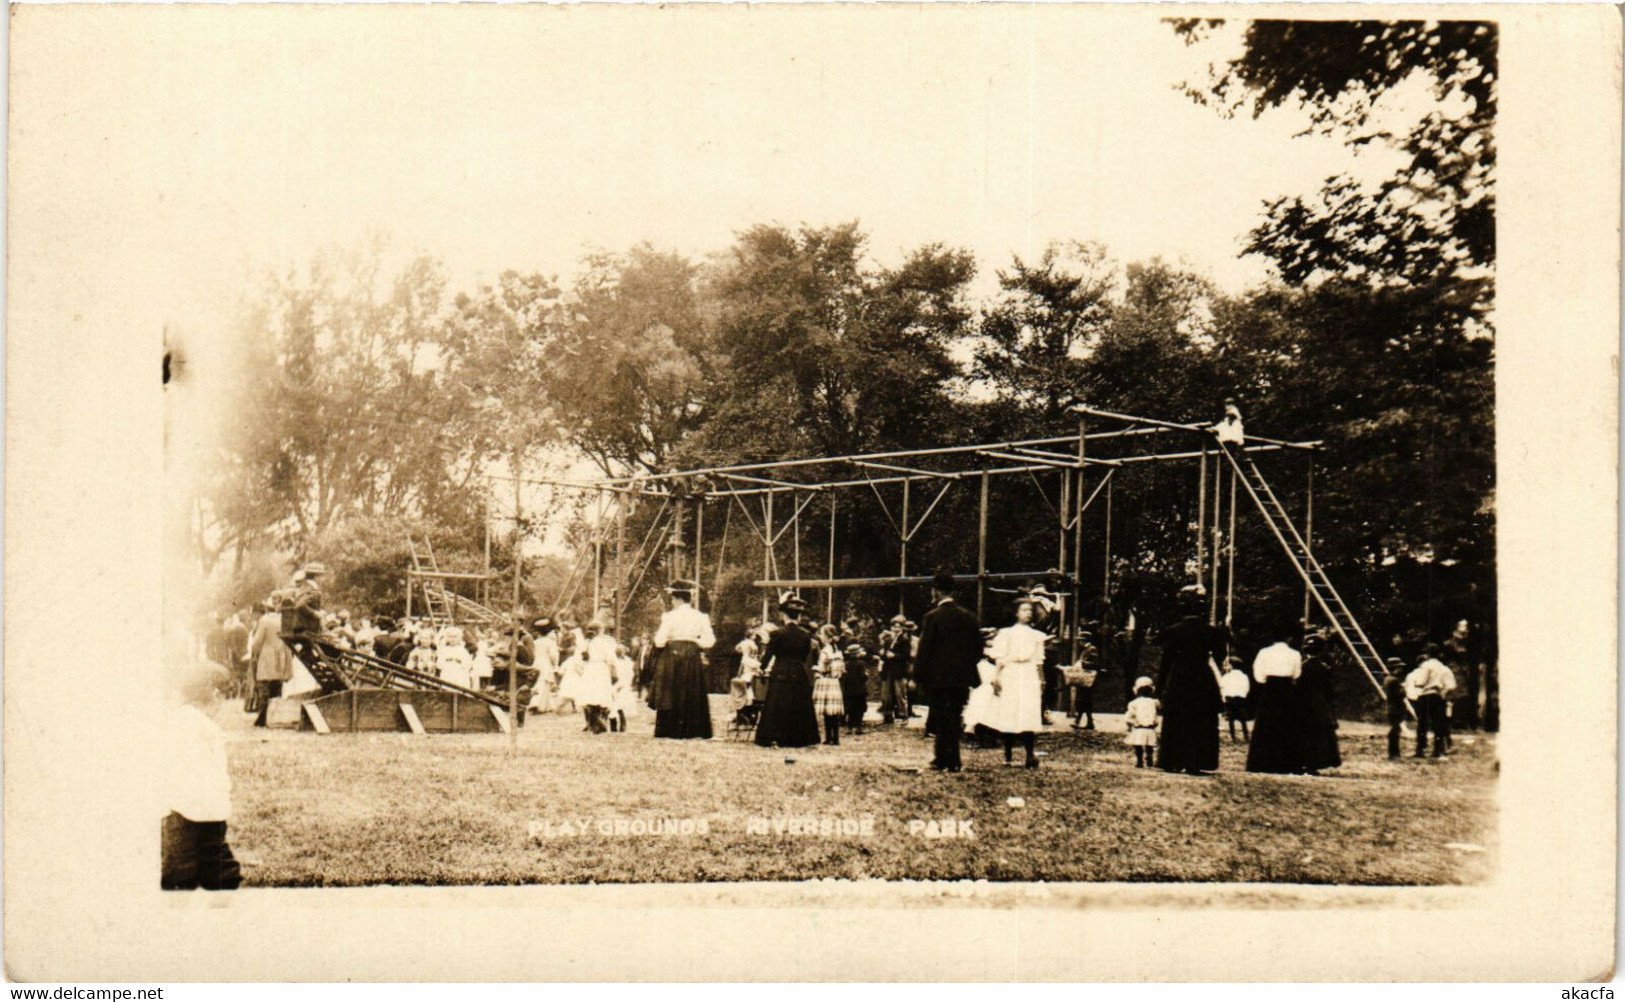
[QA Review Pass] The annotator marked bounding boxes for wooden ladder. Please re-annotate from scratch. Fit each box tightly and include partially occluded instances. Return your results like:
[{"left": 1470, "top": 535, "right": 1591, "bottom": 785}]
[
  {"left": 409, "top": 536, "right": 454, "bottom": 625},
  {"left": 1217, "top": 444, "right": 1389, "bottom": 701}
]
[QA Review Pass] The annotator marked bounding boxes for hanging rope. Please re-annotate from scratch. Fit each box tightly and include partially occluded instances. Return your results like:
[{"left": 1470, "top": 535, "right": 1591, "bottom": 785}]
[{"left": 713, "top": 498, "right": 733, "bottom": 588}]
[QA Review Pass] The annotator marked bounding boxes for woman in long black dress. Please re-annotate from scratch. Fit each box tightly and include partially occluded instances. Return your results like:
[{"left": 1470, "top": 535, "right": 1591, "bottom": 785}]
[
  {"left": 754, "top": 593, "right": 821, "bottom": 749},
  {"left": 1246, "top": 626, "right": 1306, "bottom": 773},
  {"left": 1296, "top": 634, "right": 1341, "bottom": 773},
  {"left": 1155, "top": 586, "right": 1227, "bottom": 775},
  {"left": 649, "top": 579, "right": 717, "bottom": 740}
]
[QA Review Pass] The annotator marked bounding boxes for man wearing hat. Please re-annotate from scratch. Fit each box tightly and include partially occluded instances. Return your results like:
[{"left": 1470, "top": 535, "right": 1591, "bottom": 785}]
[
  {"left": 283, "top": 563, "right": 328, "bottom": 637},
  {"left": 878, "top": 614, "right": 914, "bottom": 725},
  {"left": 648, "top": 579, "right": 716, "bottom": 739},
  {"left": 912, "top": 572, "right": 983, "bottom": 772},
  {"left": 1383, "top": 655, "right": 1410, "bottom": 759}
]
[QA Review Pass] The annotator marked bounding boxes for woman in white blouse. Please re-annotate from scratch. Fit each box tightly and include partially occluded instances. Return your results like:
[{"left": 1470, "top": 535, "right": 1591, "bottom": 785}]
[
  {"left": 1246, "top": 627, "right": 1306, "bottom": 774},
  {"left": 985, "top": 597, "right": 1047, "bottom": 768}
]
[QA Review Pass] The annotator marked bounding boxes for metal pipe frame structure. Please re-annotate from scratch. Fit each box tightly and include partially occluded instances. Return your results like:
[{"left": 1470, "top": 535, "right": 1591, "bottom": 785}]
[{"left": 520, "top": 405, "right": 1322, "bottom": 640}]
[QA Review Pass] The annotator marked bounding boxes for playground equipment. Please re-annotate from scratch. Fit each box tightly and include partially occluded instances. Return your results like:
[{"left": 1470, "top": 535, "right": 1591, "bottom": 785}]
[
  {"left": 536, "top": 403, "right": 1390, "bottom": 701},
  {"left": 405, "top": 535, "right": 505, "bottom": 629},
  {"left": 280, "top": 633, "right": 512, "bottom": 734}
]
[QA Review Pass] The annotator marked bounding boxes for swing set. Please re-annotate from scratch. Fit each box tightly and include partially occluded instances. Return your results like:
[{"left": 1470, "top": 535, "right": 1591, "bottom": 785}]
[{"left": 526, "top": 404, "right": 1390, "bottom": 700}]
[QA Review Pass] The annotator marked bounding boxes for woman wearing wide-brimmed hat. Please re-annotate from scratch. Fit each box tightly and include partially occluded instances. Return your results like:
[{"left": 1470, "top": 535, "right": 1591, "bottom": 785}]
[
  {"left": 648, "top": 579, "right": 717, "bottom": 739},
  {"left": 1155, "top": 585, "right": 1227, "bottom": 775},
  {"left": 985, "top": 596, "right": 1048, "bottom": 768},
  {"left": 754, "top": 593, "right": 820, "bottom": 749}
]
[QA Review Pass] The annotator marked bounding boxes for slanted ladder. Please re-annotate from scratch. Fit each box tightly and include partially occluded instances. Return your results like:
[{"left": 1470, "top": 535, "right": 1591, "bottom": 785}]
[
  {"left": 1217, "top": 445, "right": 1388, "bottom": 701},
  {"left": 408, "top": 536, "right": 455, "bottom": 625}
]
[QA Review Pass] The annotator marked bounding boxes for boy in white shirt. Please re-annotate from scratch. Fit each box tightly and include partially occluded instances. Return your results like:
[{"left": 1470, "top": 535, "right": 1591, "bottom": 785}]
[{"left": 1219, "top": 656, "right": 1252, "bottom": 742}]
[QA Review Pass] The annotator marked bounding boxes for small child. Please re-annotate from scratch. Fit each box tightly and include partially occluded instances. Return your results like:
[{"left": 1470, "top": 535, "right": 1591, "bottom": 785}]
[
  {"left": 577, "top": 620, "right": 618, "bottom": 734},
  {"left": 611, "top": 644, "right": 638, "bottom": 733},
  {"left": 963, "top": 628, "right": 1001, "bottom": 748},
  {"left": 812, "top": 624, "right": 846, "bottom": 746},
  {"left": 1124, "top": 676, "right": 1160, "bottom": 769},
  {"left": 162, "top": 659, "right": 242, "bottom": 890},
  {"left": 1219, "top": 656, "right": 1252, "bottom": 742},
  {"left": 471, "top": 635, "right": 494, "bottom": 689},
  {"left": 730, "top": 628, "right": 763, "bottom": 720},
  {"left": 436, "top": 626, "right": 475, "bottom": 689},
  {"left": 1383, "top": 655, "right": 1409, "bottom": 760},
  {"left": 405, "top": 630, "right": 437, "bottom": 676}
]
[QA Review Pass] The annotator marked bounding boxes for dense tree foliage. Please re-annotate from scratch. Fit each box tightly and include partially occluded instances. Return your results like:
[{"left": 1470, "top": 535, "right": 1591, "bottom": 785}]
[{"left": 1173, "top": 19, "right": 1495, "bottom": 320}]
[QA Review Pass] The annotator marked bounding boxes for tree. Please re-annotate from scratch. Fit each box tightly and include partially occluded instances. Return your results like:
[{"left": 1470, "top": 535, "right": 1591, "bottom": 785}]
[
  {"left": 974, "top": 241, "right": 1114, "bottom": 429},
  {"left": 697, "top": 222, "right": 977, "bottom": 464},
  {"left": 555, "top": 245, "right": 712, "bottom": 477},
  {"left": 1171, "top": 18, "right": 1498, "bottom": 665},
  {"left": 1173, "top": 19, "right": 1496, "bottom": 321},
  {"left": 212, "top": 241, "right": 494, "bottom": 561}
]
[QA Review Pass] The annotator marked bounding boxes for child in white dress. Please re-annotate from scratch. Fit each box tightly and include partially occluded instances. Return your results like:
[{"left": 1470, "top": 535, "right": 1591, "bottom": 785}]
[
  {"left": 611, "top": 645, "right": 639, "bottom": 732},
  {"left": 406, "top": 630, "right": 438, "bottom": 677},
  {"left": 730, "top": 629, "right": 763, "bottom": 717},
  {"left": 435, "top": 626, "right": 475, "bottom": 689},
  {"left": 576, "top": 621, "right": 618, "bottom": 734},
  {"left": 1124, "top": 676, "right": 1161, "bottom": 768},
  {"left": 962, "top": 628, "right": 1000, "bottom": 748}
]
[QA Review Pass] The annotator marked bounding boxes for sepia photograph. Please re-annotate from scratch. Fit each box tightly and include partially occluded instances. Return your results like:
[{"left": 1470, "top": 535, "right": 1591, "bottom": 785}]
[
  {"left": 4, "top": 1, "right": 1618, "bottom": 983},
  {"left": 162, "top": 9, "right": 1500, "bottom": 891}
]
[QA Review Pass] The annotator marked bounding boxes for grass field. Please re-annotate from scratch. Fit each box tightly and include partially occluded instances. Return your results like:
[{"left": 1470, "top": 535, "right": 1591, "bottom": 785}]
[{"left": 224, "top": 696, "right": 1496, "bottom": 887}]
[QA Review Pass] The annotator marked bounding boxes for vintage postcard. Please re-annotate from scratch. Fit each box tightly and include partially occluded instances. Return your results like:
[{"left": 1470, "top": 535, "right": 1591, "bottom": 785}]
[{"left": 4, "top": 2, "right": 1618, "bottom": 982}]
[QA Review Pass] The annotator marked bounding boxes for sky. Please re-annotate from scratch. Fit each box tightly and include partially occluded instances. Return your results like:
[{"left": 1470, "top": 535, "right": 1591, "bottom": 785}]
[
  {"left": 17, "top": 4, "right": 1404, "bottom": 329},
  {"left": 13, "top": 4, "right": 1411, "bottom": 552}
]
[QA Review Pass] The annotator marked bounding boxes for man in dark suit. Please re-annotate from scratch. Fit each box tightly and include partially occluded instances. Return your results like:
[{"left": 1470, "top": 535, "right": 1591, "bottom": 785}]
[{"left": 912, "top": 571, "right": 983, "bottom": 772}]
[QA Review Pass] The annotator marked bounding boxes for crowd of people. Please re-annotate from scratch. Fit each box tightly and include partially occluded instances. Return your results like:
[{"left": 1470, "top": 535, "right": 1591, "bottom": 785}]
[
  {"left": 704, "top": 571, "right": 1474, "bottom": 778},
  {"left": 194, "top": 491, "right": 1473, "bottom": 776}
]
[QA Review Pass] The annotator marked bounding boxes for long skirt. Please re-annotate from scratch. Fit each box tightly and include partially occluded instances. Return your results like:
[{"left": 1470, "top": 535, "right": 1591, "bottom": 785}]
[
  {"left": 1298, "top": 689, "right": 1341, "bottom": 771},
  {"left": 1247, "top": 677, "right": 1306, "bottom": 774},
  {"left": 984, "top": 664, "right": 1044, "bottom": 735},
  {"left": 650, "top": 642, "right": 712, "bottom": 739},
  {"left": 1159, "top": 691, "right": 1222, "bottom": 773},
  {"left": 755, "top": 670, "right": 820, "bottom": 748}
]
